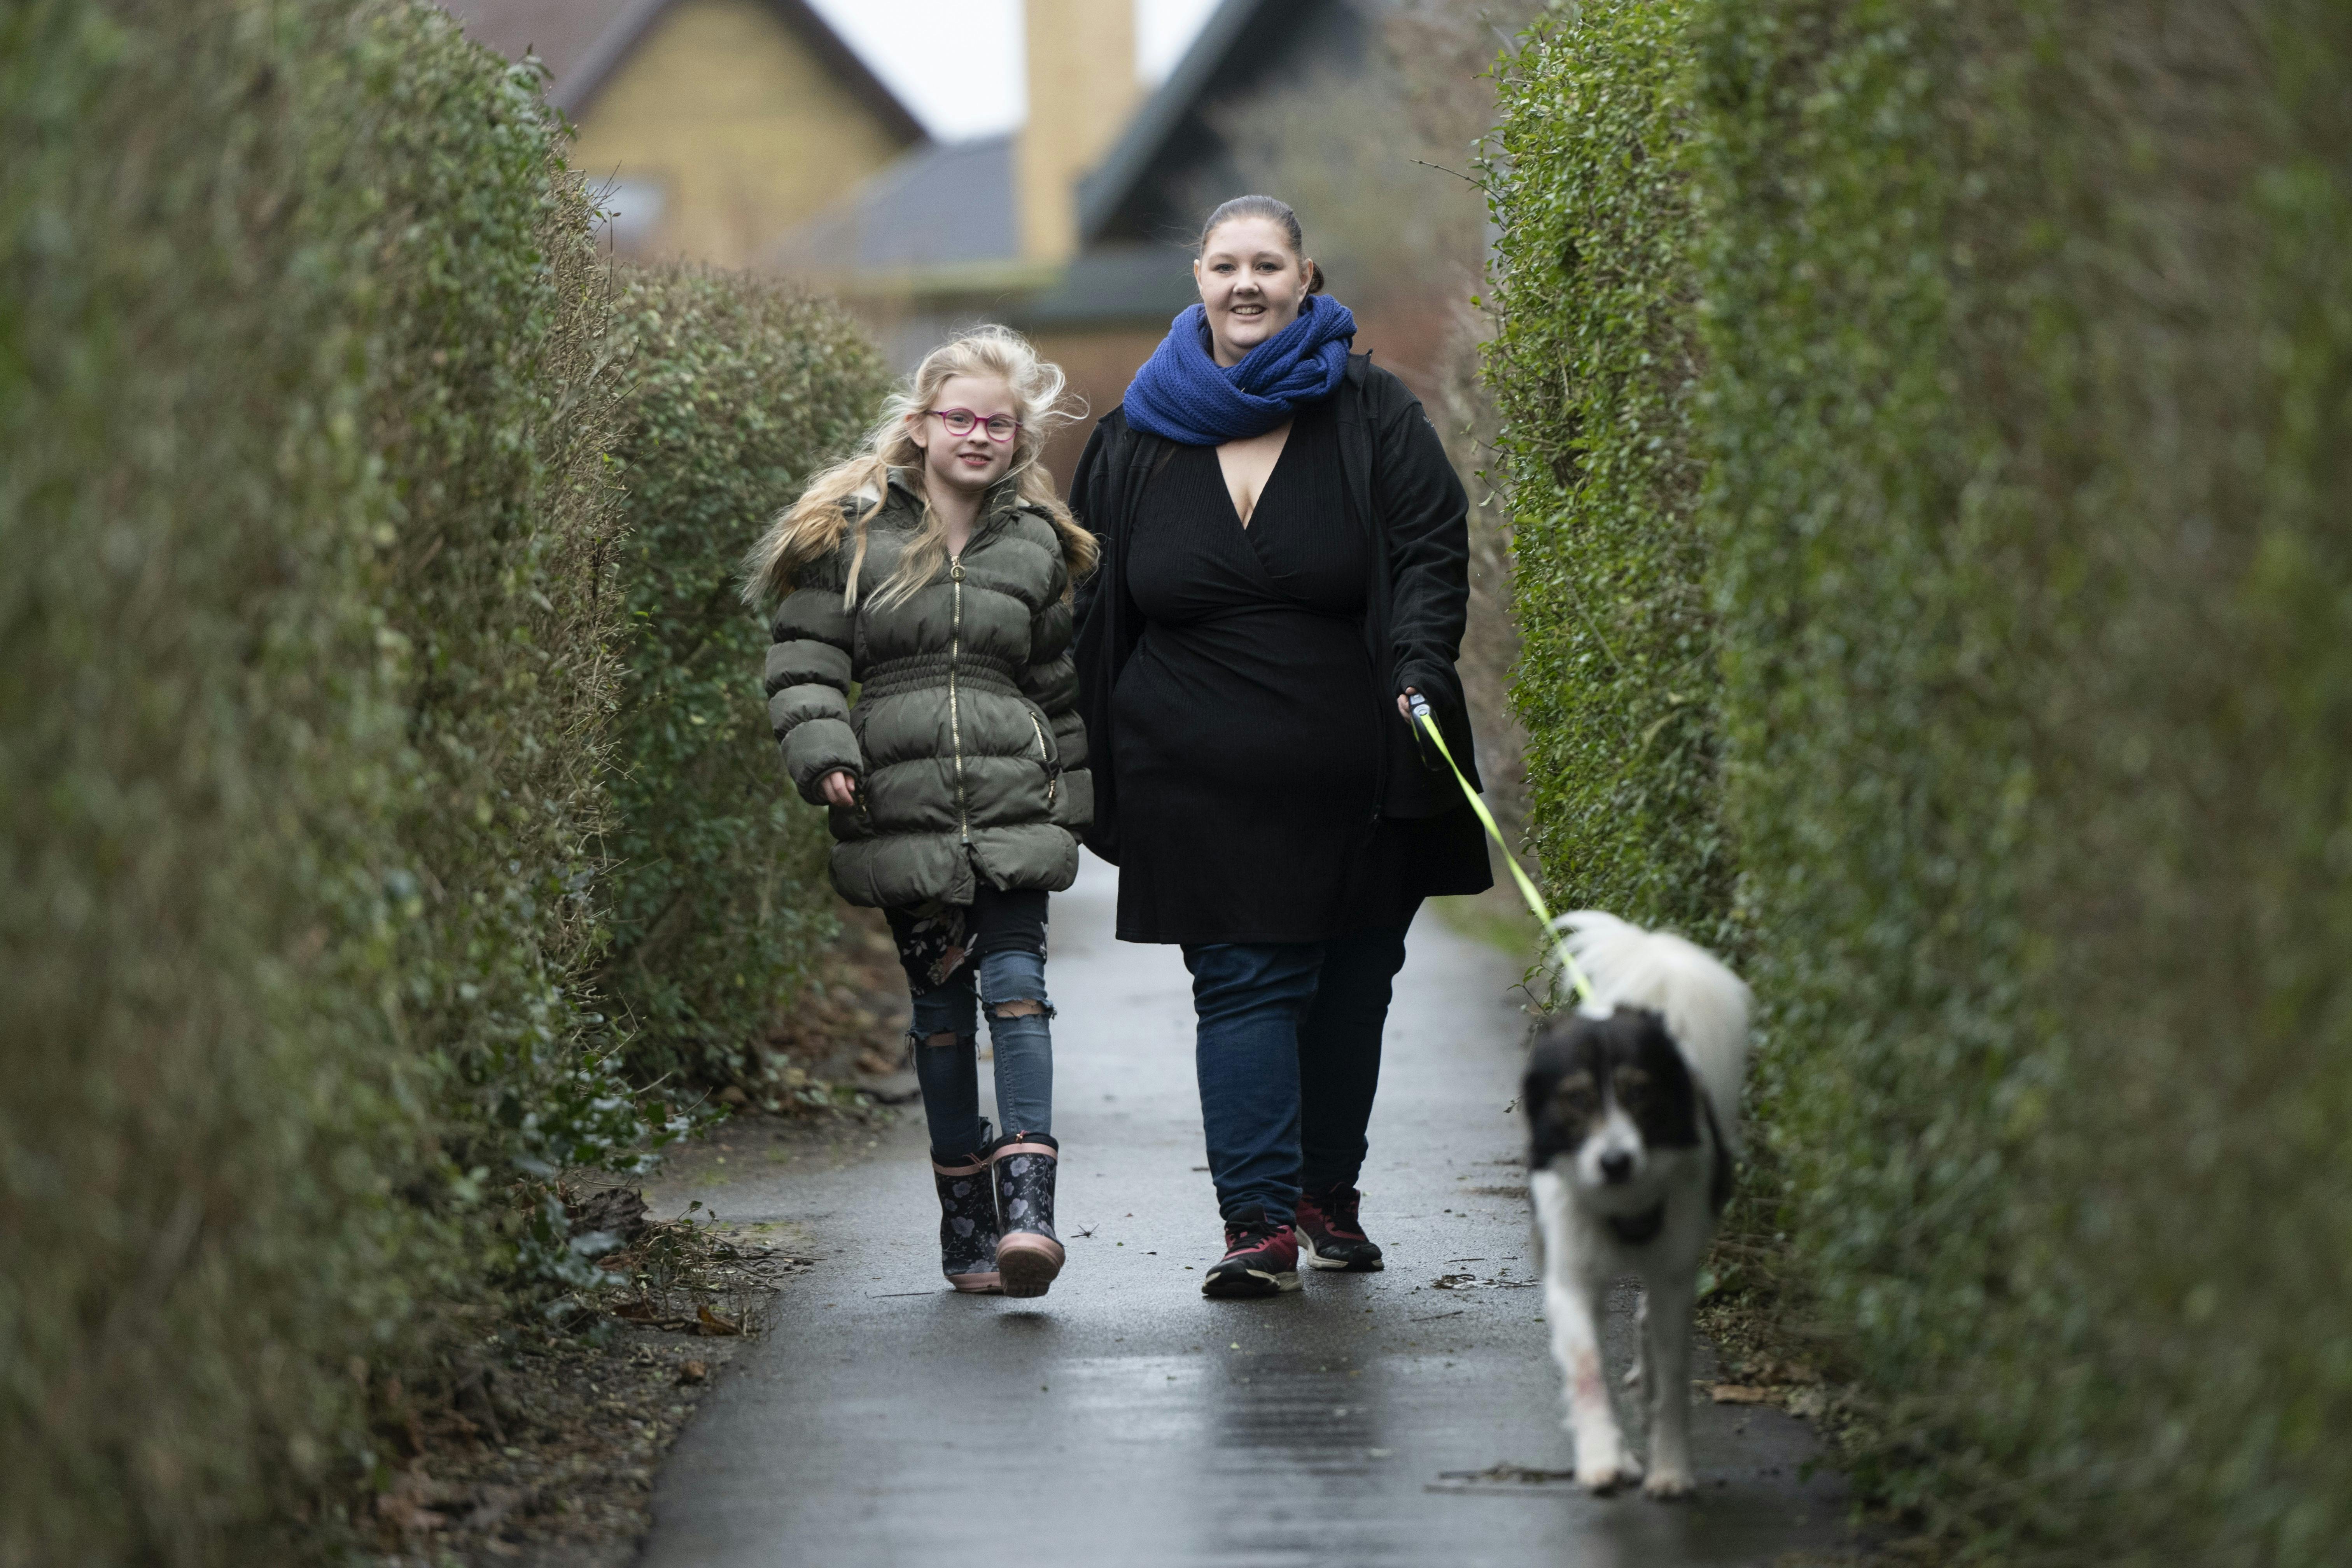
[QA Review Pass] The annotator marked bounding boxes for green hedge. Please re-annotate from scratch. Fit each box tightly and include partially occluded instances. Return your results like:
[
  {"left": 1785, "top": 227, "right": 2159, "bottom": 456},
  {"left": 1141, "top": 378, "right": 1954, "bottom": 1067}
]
[
  {"left": 2, "top": 5, "right": 421, "bottom": 1556},
  {"left": 1491, "top": 1, "right": 2352, "bottom": 1559},
  {"left": 350, "top": 0, "right": 665, "bottom": 1282},
  {"left": 1484, "top": 0, "right": 1733, "bottom": 957},
  {"left": 600, "top": 268, "right": 887, "bottom": 1086},
  {"left": 0, "top": 3, "right": 880, "bottom": 1558},
  {"left": 1701, "top": 1, "right": 2352, "bottom": 1555}
]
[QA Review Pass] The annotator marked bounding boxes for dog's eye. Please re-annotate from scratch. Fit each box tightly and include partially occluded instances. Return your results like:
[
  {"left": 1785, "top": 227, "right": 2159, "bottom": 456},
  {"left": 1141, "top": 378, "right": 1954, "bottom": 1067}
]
[
  {"left": 1552, "top": 1072, "right": 1598, "bottom": 1116},
  {"left": 1614, "top": 1067, "right": 1650, "bottom": 1108}
]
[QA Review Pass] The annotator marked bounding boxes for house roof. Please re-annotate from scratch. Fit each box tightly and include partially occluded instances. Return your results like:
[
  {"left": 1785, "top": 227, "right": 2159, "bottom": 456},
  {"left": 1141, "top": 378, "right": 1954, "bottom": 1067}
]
[
  {"left": 773, "top": 0, "right": 1302, "bottom": 282},
  {"left": 1019, "top": 245, "right": 1198, "bottom": 328},
  {"left": 774, "top": 134, "right": 1021, "bottom": 276},
  {"left": 773, "top": 129, "right": 1198, "bottom": 327},
  {"left": 766, "top": 0, "right": 1361, "bottom": 328},
  {"left": 438, "top": 0, "right": 927, "bottom": 138},
  {"left": 1074, "top": 0, "right": 1268, "bottom": 245}
]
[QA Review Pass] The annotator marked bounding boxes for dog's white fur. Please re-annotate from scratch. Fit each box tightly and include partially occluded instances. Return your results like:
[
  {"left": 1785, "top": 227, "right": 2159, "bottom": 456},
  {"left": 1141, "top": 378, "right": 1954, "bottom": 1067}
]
[{"left": 1531, "top": 911, "right": 1750, "bottom": 1498}]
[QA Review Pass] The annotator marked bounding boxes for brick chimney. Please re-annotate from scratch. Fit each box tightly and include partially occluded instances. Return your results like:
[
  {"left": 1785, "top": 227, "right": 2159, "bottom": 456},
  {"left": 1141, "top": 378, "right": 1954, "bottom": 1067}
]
[{"left": 1017, "top": 0, "right": 1143, "bottom": 265}]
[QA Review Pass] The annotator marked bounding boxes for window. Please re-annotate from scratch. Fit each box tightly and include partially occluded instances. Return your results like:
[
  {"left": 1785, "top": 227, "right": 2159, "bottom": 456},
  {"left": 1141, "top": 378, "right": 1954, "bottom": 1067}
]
[{"left": 600, "top": 177, "right": 669, "bottom": 256}]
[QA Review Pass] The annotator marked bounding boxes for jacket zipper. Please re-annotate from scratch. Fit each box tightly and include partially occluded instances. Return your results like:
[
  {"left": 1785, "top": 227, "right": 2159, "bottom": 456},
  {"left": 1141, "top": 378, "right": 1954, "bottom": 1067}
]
[
  {"left": 1026, "top": 710, "right": 1057, "bottom": 807},
  {"left": 948, "top": 560, "right": 970, "bottom": 844}
]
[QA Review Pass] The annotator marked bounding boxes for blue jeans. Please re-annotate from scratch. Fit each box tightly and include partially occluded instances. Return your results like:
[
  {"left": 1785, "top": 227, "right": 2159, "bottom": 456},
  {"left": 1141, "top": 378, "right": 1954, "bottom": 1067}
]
[
  {"left": 910, "top": 947, "right": 1054, "bottom": 1158},
  {"left": 1181, "top": 924, "right": 1412, "bottom": 1227}
]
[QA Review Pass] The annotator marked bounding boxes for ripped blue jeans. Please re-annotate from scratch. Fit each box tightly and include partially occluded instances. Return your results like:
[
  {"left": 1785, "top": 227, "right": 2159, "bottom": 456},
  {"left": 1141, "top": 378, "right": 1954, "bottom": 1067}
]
[{"left": 886, "top": 886, "right": 1053, "bottom": 1160}]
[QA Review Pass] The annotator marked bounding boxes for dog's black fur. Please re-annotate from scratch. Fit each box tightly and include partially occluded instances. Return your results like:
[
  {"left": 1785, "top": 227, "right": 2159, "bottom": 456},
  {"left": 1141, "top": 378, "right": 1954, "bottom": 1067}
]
[{"left": 1524, "top": 1008, "right": 1732, "bottom": 1217}]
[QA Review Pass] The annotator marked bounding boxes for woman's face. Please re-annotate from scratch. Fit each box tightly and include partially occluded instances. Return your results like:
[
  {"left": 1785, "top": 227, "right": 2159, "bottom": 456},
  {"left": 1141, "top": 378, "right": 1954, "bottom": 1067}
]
[
  {"left": 908, "top": 373, "right": 1021, "bottom": 496},
  {"left": 1194, "top": 216, "right": 1312, "bottom": 368}
]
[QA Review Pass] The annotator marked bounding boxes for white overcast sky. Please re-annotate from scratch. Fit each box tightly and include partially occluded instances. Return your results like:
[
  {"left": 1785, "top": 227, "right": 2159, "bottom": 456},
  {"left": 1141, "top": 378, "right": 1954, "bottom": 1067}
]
[{"left": 804, "top": 0, "right": 1225, "bottom": 141}]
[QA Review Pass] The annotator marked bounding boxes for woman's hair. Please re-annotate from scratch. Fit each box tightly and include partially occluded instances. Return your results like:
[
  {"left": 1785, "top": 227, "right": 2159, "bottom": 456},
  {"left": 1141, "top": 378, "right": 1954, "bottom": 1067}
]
[
  {"left": 742, "top": 324, "right": 1097, "bottom": 610},
  {"left": 1197, "top": 194, "right": 1325, "bottom": 295}
]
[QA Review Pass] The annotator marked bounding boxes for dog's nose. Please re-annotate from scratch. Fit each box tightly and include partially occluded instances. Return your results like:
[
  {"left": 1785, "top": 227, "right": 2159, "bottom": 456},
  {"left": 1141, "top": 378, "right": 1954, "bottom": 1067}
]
[{"left": 1600, "top": 1150, "right": 1634, "bottom": 1184}]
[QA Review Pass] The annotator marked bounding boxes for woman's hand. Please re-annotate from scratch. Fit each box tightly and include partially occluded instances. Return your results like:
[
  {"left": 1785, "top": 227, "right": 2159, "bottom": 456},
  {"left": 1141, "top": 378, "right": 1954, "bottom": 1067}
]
[
  {"left": 819, "top": 769, "right": 859, "bottom": 808},
  {"left": 1396, "top": 686, "right": 1421, "bottom": 721}
]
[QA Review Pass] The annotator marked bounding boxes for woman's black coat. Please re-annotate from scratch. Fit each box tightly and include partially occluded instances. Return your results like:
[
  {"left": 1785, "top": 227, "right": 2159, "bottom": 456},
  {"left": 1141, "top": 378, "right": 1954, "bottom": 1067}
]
[{"left": 1068, "top": 354, "right": 1484, "bottom": 866}]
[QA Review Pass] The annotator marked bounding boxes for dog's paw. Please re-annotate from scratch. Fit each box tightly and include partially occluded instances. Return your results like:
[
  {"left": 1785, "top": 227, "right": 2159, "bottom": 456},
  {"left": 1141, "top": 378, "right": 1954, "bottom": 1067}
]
[
  {"left": 1642, "top": 1467, "right": 1695, "bottom": 1501},
  {"left": 1575, "top": 1449, "right": 1643, "bottom": 1494}
]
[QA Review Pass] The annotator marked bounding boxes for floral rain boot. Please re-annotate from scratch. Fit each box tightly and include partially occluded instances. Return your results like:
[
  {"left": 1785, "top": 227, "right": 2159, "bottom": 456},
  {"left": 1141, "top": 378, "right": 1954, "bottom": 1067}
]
[
  {"left": 933, "top": 1139, "right": 1002, "bottom": 1294},
  {"left": 990, "top": 1133, "right": 1065, "bottom": 1299}
]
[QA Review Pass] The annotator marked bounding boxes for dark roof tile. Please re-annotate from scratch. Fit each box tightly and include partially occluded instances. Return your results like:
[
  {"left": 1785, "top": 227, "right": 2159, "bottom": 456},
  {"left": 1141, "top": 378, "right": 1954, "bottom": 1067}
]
[
  {"left": 437, "top": 0, "right": 924, "bottom": 138},
  {"left": 774, "top": 134, "right": 1019, "bottom": 272}
]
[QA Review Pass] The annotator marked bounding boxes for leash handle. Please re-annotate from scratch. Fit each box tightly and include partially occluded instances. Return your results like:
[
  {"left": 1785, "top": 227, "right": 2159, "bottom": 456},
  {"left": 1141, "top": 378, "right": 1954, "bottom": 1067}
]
[{"left": 1407, "top": 693, "right": 1596, "bottom": 1006}]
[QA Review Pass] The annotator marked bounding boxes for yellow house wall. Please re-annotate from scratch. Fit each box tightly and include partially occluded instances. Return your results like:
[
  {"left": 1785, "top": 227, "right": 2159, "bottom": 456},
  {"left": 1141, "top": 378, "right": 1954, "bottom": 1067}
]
[{"left": 569, "top": 0, "right": 915, "bottom": 268}]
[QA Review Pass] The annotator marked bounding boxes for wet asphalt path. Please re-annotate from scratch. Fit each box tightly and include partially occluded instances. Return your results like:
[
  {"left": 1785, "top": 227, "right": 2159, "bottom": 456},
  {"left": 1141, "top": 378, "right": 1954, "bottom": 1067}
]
[{"left": 637, "top": 853, "right": 1849, "bottom": 1567}]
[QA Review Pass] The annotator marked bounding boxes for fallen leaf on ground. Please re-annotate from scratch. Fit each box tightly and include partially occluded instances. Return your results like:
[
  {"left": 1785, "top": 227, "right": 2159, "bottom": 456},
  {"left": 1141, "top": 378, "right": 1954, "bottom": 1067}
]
[
  {"left": 696, "top": 1305, "right": 742, "bottom": 1337},
  {"left": 464, "top": 1486, "right": 533, "bottom": 1531},
  {"left": 380, "top": 1501, "right": 450, "bottom": 1535},
  {"left": 1435, "top": 1463, "right": 1578, "bottom": 1485},
  {"left": 677, "top": 1360, "right": 709, "bottom": 1385},
  {"left": 1708, "top": 1383, "right": 1773, "bottom": 1404}
]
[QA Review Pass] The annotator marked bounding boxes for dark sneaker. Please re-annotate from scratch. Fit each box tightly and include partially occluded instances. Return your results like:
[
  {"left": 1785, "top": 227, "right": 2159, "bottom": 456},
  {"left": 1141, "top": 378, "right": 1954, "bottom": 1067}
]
[
  {"left": 1294, "top": 1185, "right": 1384, "bottom": 1272},
  {"left": 1202, "top": 1208, "right": 1301, "bottom": 1298}
]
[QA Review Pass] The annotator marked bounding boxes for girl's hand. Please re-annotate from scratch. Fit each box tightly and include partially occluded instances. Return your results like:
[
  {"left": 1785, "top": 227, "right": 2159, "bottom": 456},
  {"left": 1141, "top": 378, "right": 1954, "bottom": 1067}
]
[{"left": 819, "top": 769, "right": 859, "bottom": 809}]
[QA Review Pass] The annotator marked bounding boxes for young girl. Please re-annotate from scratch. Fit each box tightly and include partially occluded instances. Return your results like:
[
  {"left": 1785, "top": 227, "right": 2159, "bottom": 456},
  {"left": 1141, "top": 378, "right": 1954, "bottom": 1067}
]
[{"left": 744, "top": 327, "right": 1095, "bottom": 1298}]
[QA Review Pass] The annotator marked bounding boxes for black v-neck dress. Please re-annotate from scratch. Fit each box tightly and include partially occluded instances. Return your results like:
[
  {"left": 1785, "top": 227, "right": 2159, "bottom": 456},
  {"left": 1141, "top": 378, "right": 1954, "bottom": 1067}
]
[{"left": 1110, "top": 395, "right": 1486, "bottom": 944}]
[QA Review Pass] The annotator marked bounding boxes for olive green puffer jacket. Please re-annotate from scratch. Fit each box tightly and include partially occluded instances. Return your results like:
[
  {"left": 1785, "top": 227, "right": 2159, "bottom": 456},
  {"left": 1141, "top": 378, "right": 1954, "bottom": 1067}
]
[{"left": 763, "top": 473, "right": 1092, "bottom": 908}]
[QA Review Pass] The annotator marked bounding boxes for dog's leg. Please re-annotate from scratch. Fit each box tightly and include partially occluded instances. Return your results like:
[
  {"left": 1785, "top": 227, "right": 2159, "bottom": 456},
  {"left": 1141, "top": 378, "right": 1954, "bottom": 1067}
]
[
  {"left": 1624, "top": 1288, "right": 1647, "bottom": 1392},
  {"left": 1640, "top": 1267, "right": 1698, "bottom": 1498},
  {"left": 1531, "top": 1172, "right": 1637, "bottom": 1492}
]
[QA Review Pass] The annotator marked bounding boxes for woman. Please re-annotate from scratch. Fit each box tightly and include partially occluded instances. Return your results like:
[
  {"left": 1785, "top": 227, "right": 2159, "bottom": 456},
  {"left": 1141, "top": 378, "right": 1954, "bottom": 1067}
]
[
  {"left": 1071, "top": 196, "right": 1492, "bottom": 1299},
  {"left": 746, "top": 327, "right": 1095, "bottom": 1299}
]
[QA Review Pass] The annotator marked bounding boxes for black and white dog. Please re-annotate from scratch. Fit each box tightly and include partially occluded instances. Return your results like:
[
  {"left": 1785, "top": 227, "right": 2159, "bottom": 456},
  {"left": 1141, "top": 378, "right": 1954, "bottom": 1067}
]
[{"left": 1524, "top": 911, "right": 1750, "bottom": 1498}]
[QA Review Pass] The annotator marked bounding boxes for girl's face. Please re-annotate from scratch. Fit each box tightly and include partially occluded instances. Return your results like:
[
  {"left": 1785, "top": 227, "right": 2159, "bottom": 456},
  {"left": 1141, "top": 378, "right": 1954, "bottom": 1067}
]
[
  {"left": 908, "top": 374, "right": 1021, "bottom": 496},
  {"left": 1194, "top": 216, "right": 1312, "bottom": 367}
]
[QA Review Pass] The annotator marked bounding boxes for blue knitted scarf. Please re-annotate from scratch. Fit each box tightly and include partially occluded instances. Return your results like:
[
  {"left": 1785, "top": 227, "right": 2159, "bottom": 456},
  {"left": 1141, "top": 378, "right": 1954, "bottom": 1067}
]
[{"left": 1122, "top": 293, "right": 1358, "bottom": 446}]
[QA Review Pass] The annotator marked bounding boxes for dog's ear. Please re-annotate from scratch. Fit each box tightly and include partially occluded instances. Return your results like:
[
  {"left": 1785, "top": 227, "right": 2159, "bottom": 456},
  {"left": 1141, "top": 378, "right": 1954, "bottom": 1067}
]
[
  {"left": 1702, "top": 1092, "right": 1736, "bottom": 1214},
  {"left": 1612, "top": 1007, "right": 1736, "bottom": 1199},
  {"left": 1520, "top": 1019, "right": 1578, "bottom": 1109},
  {"left": 1617, "top": 1008, "right": 1704, "bottom": 1150}
]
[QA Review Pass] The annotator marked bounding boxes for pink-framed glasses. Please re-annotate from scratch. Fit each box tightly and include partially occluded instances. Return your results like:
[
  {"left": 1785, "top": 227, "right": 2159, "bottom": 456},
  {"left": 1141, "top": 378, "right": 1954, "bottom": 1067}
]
[{"left": 928, "top": 407, "right": 1022, "bottom": 443}]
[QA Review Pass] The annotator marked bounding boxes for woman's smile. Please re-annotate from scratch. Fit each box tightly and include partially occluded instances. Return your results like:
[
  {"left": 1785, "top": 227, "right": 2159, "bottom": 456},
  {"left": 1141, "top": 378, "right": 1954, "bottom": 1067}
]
[{"left": 1194, "top": 213, "right": 1311, "bottom": 366}]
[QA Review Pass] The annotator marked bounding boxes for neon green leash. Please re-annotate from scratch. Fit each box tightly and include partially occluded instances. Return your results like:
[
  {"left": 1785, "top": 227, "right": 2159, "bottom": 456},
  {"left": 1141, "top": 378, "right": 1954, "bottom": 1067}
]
[{"left": 1408, "top": 694, "right": 1596, "bottom": 1006}]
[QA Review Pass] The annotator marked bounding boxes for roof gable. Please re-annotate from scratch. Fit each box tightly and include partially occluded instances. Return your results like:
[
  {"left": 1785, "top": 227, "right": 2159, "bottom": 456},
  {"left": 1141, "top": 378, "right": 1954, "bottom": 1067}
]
[
  {"left": 439, "top": 0, "right": 926, "bottom": 140},
  {"left": 1076, "top": 0, "right": 1262, "bottom": 243},
  {"left": 1076, "top": 0, "right": 1368, "bottom": 246}
]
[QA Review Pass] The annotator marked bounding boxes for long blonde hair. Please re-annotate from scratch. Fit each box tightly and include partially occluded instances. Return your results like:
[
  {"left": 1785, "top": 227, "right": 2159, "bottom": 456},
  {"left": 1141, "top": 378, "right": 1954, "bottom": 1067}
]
[{"left": 742, "top": 326, "right": 1097, "bottom": 611}]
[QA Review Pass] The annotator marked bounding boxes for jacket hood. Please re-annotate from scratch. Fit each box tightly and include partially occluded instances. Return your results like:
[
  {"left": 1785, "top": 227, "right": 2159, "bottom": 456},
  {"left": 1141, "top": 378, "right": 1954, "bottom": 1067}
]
[
  {"left": 881, "top": 467, "right": 1026, "bottom": 521},
  {"left": 881, "top": 467, "right": 1088, "bottom": 577}
]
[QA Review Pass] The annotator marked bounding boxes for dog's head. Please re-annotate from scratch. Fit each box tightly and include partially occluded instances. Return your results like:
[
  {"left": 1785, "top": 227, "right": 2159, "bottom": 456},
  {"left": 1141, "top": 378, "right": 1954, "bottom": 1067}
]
[{"left": 1523, "top": 1006, "right": 1724, "bottom": 1211}]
